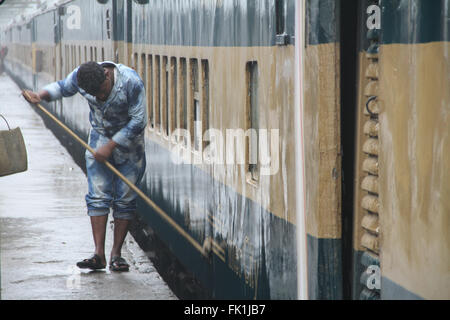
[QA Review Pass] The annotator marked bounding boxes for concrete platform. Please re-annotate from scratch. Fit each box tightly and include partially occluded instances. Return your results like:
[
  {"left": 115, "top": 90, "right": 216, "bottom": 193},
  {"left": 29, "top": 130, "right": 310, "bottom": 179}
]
[{"left": 0, "top": 73, "right": 177, "bottom": 300}]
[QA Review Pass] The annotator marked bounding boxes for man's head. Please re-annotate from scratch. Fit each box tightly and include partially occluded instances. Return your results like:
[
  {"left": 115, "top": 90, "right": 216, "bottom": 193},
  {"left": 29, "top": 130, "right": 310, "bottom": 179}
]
[{"left": 77, "top": 61, "right": 113, "bottom": 101}]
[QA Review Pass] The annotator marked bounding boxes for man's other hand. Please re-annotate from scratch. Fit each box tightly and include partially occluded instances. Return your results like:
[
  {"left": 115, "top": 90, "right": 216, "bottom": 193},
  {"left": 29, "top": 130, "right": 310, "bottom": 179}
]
[{"left": 94, "top": 140, "right": 118, "bottom": 163}]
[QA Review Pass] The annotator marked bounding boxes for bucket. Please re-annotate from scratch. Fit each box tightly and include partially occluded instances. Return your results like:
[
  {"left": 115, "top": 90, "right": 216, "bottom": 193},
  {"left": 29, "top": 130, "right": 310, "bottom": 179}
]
[{"left": 0, "top": 114, "right": 28, "bottom": 177}]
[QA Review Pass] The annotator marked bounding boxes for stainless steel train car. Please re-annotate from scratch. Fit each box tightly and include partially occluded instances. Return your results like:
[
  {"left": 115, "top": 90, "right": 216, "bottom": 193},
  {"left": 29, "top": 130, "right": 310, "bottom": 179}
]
[{"left": 1, "top": 0, "right": 448, "bottom": 300}]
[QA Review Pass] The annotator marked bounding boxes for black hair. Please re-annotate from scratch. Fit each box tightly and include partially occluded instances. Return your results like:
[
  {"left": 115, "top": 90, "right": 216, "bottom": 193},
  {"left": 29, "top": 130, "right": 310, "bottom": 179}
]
[{"left": 76, "top": 61, "right": 106, "bottom": 96}]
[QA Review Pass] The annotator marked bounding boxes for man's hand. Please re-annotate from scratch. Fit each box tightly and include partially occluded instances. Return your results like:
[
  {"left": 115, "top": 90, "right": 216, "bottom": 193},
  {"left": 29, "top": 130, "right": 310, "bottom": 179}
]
[
  {"left": 22, "top": 90, "right": 41, "bottom": 104},
  {"left": 22, "top": 90, "right": 51, "bottom": 104},
  {"left": 94, "top": 140, "right": 118, "bottom": 163}
]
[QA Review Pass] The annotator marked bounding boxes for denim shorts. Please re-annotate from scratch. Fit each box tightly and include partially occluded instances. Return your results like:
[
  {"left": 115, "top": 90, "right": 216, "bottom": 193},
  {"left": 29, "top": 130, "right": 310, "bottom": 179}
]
[{"left": 85, "top": 129, "right": 146, "bottom": 220}]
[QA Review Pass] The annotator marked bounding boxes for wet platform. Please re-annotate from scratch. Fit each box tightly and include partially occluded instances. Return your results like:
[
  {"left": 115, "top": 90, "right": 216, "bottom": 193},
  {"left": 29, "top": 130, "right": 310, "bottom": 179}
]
[{"left": 0, "top": 73, "right": 177, "bottom": 300}]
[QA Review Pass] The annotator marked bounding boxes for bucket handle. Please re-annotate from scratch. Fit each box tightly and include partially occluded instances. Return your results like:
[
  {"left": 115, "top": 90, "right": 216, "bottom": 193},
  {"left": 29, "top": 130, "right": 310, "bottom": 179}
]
[{"left": 0, "top": 114, "right": 11, "bottom": 131}]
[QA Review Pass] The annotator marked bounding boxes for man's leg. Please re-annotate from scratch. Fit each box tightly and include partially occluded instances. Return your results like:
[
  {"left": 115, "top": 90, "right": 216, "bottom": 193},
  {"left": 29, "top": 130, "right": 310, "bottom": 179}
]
[
  {"left": 111, "top": 218, "right": 129, "bottom": 258},
  {"left": 110, "top": 150, "right": 146, "bottom": 268},
  {"left": 83, "top": 133, "right": 114, "bottom": 268},
  {"left": 90, "top": 215, "right": 108, "bottom": 266}
]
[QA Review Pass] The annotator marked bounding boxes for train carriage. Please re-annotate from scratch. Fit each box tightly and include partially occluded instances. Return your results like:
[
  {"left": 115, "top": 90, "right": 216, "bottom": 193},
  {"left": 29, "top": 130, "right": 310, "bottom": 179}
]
[
  {"left": 3, "top": 17, "right": 33, "bottom": 89},
  {"left": 129, "top": 0, "right": 298, "bottom": 300},
  {"left": 353, "top": 0, "right": 449, "bottom": 300}
]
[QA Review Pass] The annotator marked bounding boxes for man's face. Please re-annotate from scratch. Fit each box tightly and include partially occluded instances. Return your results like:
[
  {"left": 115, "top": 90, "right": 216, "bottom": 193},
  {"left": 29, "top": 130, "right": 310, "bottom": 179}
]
[{"left": 95, "top": 68, "right": 113, "bottom": 102}]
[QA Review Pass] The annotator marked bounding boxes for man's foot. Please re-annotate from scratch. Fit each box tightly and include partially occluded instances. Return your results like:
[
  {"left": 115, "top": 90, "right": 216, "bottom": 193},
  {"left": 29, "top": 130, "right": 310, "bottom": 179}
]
[
  {"left": 109, "top": 256, "right": 130, "bottom": 272},
  {"left": 76, "top": 254, "right": 107, "bottom": 270}
]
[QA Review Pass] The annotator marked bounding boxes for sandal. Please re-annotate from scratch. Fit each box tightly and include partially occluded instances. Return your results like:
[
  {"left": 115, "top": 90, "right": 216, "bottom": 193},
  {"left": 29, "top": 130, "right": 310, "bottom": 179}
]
[
  {"left": 109, "top": 256, "right": 130, "bottom": 272},
  {"left": 76, "top": 254, "right": 106, "bottom": 270}
]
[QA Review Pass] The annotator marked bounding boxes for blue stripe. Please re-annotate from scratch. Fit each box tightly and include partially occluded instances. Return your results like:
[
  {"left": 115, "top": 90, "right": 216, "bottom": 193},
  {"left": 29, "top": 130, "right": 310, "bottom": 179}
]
[
  {"left": 307, "top": 234, "right": 343, "bottom": 299},
  {"left": 381, "top": 277, "right": 424, "bottom": 300}
]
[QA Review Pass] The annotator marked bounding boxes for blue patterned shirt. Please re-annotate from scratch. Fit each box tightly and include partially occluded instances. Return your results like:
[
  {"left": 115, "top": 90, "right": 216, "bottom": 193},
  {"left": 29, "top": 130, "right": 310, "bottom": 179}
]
[{"left": 43, "top": 61, "right": 147, "bottom": 150}]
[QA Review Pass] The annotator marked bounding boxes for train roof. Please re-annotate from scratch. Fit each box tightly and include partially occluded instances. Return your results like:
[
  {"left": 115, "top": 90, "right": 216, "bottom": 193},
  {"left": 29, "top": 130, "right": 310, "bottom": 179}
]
[{"left": 0, "top": 0, "right": 73, "bottom": 32}]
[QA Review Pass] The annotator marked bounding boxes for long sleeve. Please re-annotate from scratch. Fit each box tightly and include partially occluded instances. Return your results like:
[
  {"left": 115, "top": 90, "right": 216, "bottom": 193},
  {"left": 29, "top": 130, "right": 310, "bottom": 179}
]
[
  {"left": 42, "top": 68, "right": 80, "bottom": 101},
  {"left": 112, "top": 78, "right": 147, "bottom": 148}
]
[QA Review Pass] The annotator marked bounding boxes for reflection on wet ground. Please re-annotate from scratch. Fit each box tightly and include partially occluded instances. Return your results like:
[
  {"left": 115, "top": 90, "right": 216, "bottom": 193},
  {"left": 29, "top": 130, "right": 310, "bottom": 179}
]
[{"left": 0, "top": 74, "right": 176, "bottom": 300}]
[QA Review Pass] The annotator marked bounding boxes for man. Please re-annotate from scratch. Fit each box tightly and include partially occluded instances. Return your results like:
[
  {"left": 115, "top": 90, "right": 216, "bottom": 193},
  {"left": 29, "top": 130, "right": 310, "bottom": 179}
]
[{"left": 23, "top": 61, "right": 147, "bottom": 272}]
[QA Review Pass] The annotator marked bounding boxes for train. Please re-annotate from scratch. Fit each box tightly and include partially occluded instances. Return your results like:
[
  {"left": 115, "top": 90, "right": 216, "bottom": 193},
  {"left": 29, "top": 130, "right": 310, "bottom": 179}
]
[{"left": 0, "top": 0, "right": 448, "bottom": 300}]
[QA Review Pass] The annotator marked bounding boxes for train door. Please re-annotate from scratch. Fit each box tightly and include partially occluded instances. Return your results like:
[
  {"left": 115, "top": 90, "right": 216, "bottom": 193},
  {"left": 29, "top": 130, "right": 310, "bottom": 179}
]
[
  {"left": 117, "top": 0, "right": 133, "bottom": 66},
  {"left": 55, "top": 7, "right": 63, "bottom": 83},
  {"left": 54, "top": 7, "right": 64, "bottom": 116},
  {"left": 302, "top": 0, "right": 344, "bottom": 300},
  {"left": 343, "top": 0, "right": 450, "bottom": 301},
  {"left": 31, "top": 18, "right": 37, "bottom": 91},
  {"left": 366, "top": 0, "right": 449, "bottom": 300},
  {"left": 350, "top": 0, "right": 381, "bottom": 300},
  {"left": 339, "top": 0, "right": 361, "bottom": 300},
  {"left": 111, "top": 0, "right": 127, "bottom": 63}
]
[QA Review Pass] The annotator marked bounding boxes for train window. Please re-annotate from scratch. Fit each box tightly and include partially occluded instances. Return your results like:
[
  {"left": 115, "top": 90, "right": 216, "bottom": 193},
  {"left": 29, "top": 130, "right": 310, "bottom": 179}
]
[
  {"left": 201, "top": 60, "right": 210, "bottom": 149},
  {"left": 73, "top": 46, "right": 76, "bottom": 68},
  {"left": 140, "top": 53, "right": 146, "bottom": 89},
  {"left": 36, "top": 50, "right": 44, "bottom": 73},
  {"left": 276, "top": 0, "right": 286, "bottom": 35},
  {"left": 170, "top": 57, "right": 178, "bottom": 137},
  {"left": 163, "top": 56, "right": 169, "bottom": 136},
  {"left": 84, "top": 46, "right": 87, "bottom": 63},
  {"left": 147, "top": 55, "right": 154, "bottom": 129},
  {"left": 180, "top": 58, "right": 188, "bottom": 133},
  {"left": 90, "top": 47, "right": 93, "bottom": 61},
  {"left": 155, "top": 55, "right": 161, "bottom": 131},
  {"left": 133, "top": 53, "right": 138, "bottom": 70},
  {"left": 246, "top": 61, "right": 259, "bottom": 182},
  {"left": 63, "top": 45, "right": 66, "bottom": 74},
  {"left": 102, "top": 48, "right": 105, "bottom": 61},
  {"left": 78, "top": 46, "right": 81, "bottom": 65},
  {"left": 71, "top": 46, "right": 74, "bottom": 70},
  {"left": 190, "top": 58, "right": 200, "bottom": 150},
  {"left": 141, "top": 54, "right": 148, "bottom": 126},
  {"left": 106, "top": 9, "right": 111, "bottom": 40},
  {"left": 69, "top": 46, "right": 72, "bottom": 70},
  {"left": 94, "top": 47, "right": 98, "bottom": 61},
  {"left": 65, "top": 45, "right": 69, "bottom": 74},
  {"left": 275, "top": 0, "right": 290, "bottom": 45}
]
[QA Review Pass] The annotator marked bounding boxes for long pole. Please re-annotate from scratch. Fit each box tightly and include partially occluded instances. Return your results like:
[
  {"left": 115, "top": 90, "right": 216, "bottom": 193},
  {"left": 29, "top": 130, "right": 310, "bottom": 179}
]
[{"left": 23, "top": 92, "right": 207, "bottom": 257}]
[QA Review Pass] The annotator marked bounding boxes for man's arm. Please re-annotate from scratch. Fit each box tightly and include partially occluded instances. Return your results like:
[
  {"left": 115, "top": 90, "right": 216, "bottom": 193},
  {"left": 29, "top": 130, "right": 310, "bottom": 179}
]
[
  {"left": 22, "top": 90, "right": 51, "bottom": 104},
  {"left": 94, "top": 139, "right": 118, "bottom": 163},
  {"left": 94, "top": 74, "right": 147, "bottom": 163},
  {"left": 111, "top": 77, "right": 148, "bottom": 149},
  {"left": 23, "top": 68, "right": 80, "bottom": 104},
  {"left": 94, "top": 79, "right": 147, "bottom": 163}
]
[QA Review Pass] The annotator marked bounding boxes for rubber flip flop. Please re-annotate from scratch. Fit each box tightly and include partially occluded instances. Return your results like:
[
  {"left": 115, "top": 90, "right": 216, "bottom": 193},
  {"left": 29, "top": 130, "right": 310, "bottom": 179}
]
[
  {"left": 109, "top": 256, "right": 130, "bottom": 272},
  {"left": 77, "top": 254, "right": 106, "bottom": 270}
]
